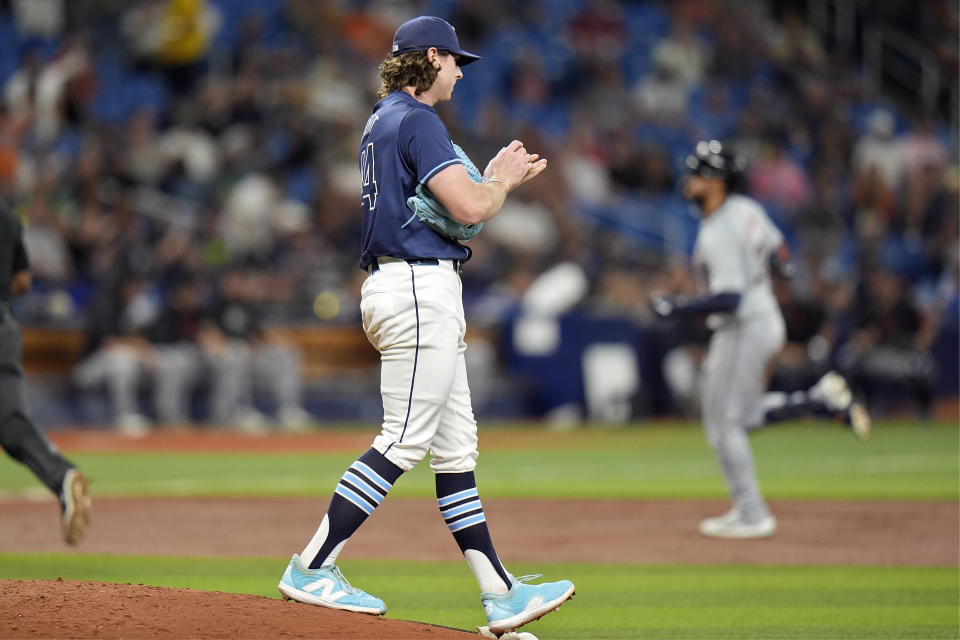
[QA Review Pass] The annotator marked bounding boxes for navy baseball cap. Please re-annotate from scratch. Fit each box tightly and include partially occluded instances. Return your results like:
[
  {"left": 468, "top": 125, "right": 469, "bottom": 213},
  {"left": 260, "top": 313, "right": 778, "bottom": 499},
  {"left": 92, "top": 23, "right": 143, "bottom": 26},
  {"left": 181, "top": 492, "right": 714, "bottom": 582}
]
[{"left": 391, "top": 16, "right": 481, "bottom": 66}]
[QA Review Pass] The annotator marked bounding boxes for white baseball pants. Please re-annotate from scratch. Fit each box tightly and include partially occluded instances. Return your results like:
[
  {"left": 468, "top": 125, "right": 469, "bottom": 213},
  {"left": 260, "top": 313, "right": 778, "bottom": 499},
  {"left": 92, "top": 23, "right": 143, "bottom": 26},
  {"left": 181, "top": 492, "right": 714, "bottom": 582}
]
[{"left": 360, "top": 259, "right": 479, "bottom": 473}]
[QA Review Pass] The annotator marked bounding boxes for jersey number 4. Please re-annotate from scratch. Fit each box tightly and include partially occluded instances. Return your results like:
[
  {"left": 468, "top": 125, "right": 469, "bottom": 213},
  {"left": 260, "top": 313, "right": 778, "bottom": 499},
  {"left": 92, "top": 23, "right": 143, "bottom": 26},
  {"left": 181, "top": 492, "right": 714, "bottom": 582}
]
[{"left": 360, "top": 142, "right": 378, "bottom": 212}]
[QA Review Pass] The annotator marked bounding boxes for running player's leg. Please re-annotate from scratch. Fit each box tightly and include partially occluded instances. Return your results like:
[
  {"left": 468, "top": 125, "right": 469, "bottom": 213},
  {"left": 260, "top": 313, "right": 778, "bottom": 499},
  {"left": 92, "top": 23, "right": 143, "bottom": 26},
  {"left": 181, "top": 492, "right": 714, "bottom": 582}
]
[
  {"left": 0, "top": 320, "right": 89, "bottom": 544},
  {"left": 701, "top": 325, "right": 771, "bottom": 525},
  {"left": 750, "top": 373, "right": 870, "bottom": 438},
  {"left": 744, "top": 311, "right": 868, "bottom": 438},
  {"left": 0, "top": 321, "right": 73, "bottom": 492}
]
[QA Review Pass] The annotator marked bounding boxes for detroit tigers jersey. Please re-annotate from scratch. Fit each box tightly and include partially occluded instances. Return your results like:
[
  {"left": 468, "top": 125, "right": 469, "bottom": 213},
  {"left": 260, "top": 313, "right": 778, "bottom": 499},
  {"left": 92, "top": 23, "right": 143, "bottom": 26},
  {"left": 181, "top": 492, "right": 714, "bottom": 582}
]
[
  {"left": 358, "top": 91, "right": 471, "bottom": 270},
  {"left": 693, "top": 194, "right": 783, "bottom": 328}
]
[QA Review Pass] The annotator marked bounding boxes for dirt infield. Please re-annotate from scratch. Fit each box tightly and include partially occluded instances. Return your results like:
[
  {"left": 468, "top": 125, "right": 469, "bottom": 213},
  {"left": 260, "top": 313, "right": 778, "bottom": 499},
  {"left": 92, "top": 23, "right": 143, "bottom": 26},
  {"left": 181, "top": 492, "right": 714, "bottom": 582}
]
[
  {"left": 2, "top": 496, "right": 957, "bottom": 566},
  {"left": 0, "top": 580, "right": 478, "bottom": 639}
]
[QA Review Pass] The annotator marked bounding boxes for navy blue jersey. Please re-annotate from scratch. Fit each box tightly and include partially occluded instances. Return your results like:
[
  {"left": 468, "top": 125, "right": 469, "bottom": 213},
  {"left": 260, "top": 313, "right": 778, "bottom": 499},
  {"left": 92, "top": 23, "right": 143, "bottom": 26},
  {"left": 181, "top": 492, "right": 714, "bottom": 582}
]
[{"left": 358, "top": 91, "right": 471, "bottom": 270}]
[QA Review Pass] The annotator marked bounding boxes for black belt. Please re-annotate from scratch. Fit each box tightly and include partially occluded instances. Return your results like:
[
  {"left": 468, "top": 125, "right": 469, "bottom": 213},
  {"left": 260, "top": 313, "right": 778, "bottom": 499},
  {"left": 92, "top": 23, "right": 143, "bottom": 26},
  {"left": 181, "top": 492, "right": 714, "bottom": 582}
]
[{"left": 367, "top": 257, "right": 462, "bottom": 274}]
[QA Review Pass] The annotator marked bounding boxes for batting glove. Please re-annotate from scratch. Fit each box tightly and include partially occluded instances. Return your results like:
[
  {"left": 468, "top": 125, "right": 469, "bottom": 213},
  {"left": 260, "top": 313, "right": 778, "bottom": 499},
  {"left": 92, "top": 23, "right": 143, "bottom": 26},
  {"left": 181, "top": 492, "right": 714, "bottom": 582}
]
[{"left": 648, "top": 294, "right": 676, "bottom": 319}]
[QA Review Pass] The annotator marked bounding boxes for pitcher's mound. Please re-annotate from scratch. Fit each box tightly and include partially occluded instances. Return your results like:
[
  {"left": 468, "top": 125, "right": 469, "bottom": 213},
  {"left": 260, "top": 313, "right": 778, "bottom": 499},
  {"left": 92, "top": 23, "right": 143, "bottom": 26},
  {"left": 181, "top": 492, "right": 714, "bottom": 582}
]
[{"left": 1, "top": 580, "right": 477, "bottom": 639}]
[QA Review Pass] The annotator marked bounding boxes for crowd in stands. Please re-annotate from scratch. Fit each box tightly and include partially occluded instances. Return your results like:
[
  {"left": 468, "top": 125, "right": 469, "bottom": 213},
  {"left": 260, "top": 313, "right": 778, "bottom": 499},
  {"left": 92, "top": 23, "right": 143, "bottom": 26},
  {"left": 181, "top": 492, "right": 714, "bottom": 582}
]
[{"left": 1, "top": 0, "right": 956, "bottom": 429}]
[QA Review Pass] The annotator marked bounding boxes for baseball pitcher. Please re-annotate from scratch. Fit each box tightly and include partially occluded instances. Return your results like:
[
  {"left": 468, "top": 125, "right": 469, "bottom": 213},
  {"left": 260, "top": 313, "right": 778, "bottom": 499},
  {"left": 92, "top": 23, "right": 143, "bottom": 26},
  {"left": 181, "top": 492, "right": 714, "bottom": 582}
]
[{"left": 278, "top": 16, "right": 574, "bottom": 636}]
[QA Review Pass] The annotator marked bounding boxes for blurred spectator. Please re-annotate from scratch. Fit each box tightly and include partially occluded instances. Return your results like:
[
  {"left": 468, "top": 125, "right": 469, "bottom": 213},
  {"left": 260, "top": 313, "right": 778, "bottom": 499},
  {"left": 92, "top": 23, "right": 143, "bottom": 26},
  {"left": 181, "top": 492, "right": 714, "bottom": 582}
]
[
  {"left": 769, "top": 276, "right": 833, "bottom": 392},
  {"left": 21, "top": 190, "right": 73, "bottom": 288},
  {"left": 794, "top": 166, "right": 846, "bottom": 260},
  {"left": 608, "top": 139, "right": 676, "bottom": 194},
  {"left": 568, "top": 0, "right": 627, "bottom": 65},
  {"left": 558, "top": 114, "right": 611, "bottom": 204},
  {"left": 768, "top": 8, "right": 827, "bottom": 76},
  {"left": 650, "top": 18, "right": 708, "bottom": 89},
  {"left": 853, "top": 108, "right": 904, "bottom": 191},
  {"left": 4, "top": 39, "right": 93, "bottom": 145},
  {"left": 899, "top": 116, "right": 949, "bottom": 181},
  {"left": 200, "top": 264, "right": 312, "bottom": 432},
  {"left": 73, "top": 270, "right": 157, "bottom": 435},
  {"left": 148, "top": 276, "right": 205, "bottom": 425},
  {"left": 0, "top": 0, "right": 952, "bottom": 422},
  {"left": 841, "top": 266, "right": 939, "bottom": 416},
  {"left": 120, "top": 107, "right": 167, "bottom": 186},
  {"left": 220, "top": 171, "right": 280, "bottom": 257},
  {"left": 748, "top": 141, "right": 812, "bottom": 217},
  {"left": 121, "top": 0, "right": 220, "bottom": 95},
  {"left": 483, "top": 191, "right": 560, "bottom": 259},
  {"left": 0, "top": 106, "right": 18, "bottom": 201},
  {"left": 708, "top": 5, "right": 765, "bottom": 80},
  {"left": 631, "top": 47, "right": 689, "bottom": 124},
  {"left": 11, "top": 0, "right": 65, "bottom": 39}
]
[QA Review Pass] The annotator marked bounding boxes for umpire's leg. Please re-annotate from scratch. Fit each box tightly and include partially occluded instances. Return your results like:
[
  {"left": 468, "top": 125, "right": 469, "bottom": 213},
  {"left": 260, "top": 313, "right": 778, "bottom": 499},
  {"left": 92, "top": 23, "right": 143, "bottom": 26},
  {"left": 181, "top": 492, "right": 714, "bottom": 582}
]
[{"left": 0, "top": 315, "right": 74, "bottom": 493}]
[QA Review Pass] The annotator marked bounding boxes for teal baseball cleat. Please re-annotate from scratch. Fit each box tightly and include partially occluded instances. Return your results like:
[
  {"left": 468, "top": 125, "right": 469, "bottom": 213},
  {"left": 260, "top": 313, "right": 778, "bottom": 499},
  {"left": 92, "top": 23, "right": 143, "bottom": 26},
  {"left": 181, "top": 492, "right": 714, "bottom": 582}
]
[
  {"left": 482, "top": 573, "right": 575, "bottom": 635},
  {"left": 278, "top": 554, "right": 386, "bottom": 615}
]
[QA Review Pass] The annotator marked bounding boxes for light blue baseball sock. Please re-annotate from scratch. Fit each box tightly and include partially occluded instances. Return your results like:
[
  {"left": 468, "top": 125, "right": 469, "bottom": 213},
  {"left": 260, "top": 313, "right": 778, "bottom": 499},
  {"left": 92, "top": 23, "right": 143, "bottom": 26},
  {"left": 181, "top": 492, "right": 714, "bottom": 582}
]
[
  {"left": 303, "top": 448, "right": 404, "bottom": 569},
  {"left": 436, "top": 471, "right": 511, "bottom": 594}
]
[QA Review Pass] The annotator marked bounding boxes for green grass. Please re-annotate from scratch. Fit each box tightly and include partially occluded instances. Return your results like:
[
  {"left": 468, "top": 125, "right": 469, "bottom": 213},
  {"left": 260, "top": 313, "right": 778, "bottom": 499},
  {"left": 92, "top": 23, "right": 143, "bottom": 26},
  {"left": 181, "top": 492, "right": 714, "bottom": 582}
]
[
  {"left": 0, "top": 421, "right": 956, "bottom": 500},
  {"left": 2, "top": 554, "right": 956, "bottom": 639}
]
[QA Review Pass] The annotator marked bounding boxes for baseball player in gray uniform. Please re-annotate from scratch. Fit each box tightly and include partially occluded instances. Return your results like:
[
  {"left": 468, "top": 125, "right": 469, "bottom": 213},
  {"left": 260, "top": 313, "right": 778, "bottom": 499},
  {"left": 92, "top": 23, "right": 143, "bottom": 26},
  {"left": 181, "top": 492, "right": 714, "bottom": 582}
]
[
  {"left": 277, "top": 16, "right": 574, "bottom": 636},
  {"left": 0, "top": 199, "right": 91, "bottom": 544},
  {"left": 651, "top": 140, "right": 870, "bottom": 539}
]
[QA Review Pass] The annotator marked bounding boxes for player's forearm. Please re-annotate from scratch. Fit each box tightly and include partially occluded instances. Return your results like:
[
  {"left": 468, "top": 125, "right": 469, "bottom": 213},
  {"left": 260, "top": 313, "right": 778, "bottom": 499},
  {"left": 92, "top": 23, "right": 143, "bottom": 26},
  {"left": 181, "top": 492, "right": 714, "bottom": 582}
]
[
  {"left": 672, "top": 292, "right": 741, "bottom": 316},
  {"left": 447, "top": 180, "right": 510, "bottom": 226}
]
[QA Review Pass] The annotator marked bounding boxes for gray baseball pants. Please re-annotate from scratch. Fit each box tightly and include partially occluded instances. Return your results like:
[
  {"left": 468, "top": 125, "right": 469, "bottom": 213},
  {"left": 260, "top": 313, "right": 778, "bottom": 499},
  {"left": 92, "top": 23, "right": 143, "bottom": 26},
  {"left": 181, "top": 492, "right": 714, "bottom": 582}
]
[
  {"left": 0, "top": 312, "right": 72, "bottom": 493},
  {"left": 207, "top": 339, "right": 303, "bottom": 423},
  {"left": 700, "top": 311, "right": 785, "bottom": 523}
]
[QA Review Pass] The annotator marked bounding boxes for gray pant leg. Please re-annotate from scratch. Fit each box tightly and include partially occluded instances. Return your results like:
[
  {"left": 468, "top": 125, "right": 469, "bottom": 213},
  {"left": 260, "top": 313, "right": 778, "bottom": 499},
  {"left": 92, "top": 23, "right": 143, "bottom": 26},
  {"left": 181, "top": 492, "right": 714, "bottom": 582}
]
[
  {"left": 0, "top": 317, "right": 72, "bottom": 494},
  {"left": 208, "top": 340, "right": 253, "bottom": 423},
  {"left": 106, "top": 347, "right": 142, "bottom": 419},
  {"left": 700, "top": 316, "right": 784, "bottom": 523},
  {"left": 75, "top": 346, "right": 143, "bottom": 420},
  {"left": 154, "top": 343, "right": 202, "bottom": 423},
  {"left": 253, "top": 342, "right": 302, "bottom": 413}
]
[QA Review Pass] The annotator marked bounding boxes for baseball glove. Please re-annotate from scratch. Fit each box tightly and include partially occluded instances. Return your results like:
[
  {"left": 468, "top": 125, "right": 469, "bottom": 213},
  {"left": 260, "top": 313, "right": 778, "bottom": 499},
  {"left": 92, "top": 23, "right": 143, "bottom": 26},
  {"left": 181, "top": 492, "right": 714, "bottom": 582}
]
[{"left": 403, "top": 143, "right": 484, "bottom": 242}]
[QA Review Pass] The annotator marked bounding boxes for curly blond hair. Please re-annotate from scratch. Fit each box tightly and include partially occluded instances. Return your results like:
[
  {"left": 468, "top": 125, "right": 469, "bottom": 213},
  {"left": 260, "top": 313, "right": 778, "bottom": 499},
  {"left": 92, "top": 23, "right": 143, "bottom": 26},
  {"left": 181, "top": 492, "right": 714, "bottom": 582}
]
[{"left": 376, "top": 50, "right": 451, "bottom": 99}]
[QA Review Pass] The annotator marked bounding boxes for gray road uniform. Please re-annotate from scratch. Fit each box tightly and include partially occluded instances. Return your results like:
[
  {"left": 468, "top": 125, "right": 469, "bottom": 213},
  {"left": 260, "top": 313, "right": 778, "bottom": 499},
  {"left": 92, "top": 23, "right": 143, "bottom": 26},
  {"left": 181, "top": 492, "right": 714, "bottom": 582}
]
[
  {"left": 693, "top": 194, "right": 786, "bottom": 524},
  {"left": 0, "top": 202, "right": 75, "bottom": 496}
]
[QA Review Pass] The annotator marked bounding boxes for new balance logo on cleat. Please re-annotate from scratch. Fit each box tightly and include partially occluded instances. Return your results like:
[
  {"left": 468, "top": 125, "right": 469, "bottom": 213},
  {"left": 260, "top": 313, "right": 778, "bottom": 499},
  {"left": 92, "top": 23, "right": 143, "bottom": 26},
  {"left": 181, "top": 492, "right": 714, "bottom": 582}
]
[{"left": 301, "top": 577, "right": 348, "bottom": 602}]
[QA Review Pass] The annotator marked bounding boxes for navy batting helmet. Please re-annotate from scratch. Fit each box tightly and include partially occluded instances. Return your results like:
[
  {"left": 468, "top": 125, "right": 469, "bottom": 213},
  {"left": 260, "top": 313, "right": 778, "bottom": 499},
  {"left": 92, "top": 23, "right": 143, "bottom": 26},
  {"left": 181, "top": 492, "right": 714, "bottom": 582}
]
[{"left": 685, "top": 139, "right": 746, "bottom": 189}]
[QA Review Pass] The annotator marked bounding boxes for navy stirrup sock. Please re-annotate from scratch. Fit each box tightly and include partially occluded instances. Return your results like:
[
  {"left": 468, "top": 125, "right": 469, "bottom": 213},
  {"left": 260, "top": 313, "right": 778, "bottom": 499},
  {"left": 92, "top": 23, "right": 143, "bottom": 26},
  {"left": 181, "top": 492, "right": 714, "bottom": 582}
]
[
  {"left": 763, "top": 391, "right": 829, "bottom": 425},
  {"left": 308, "top": 448, "right": 404, "bottom": 569},
  {"left": 436, "top": 471, "right": 511, "bottom": 593}
]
